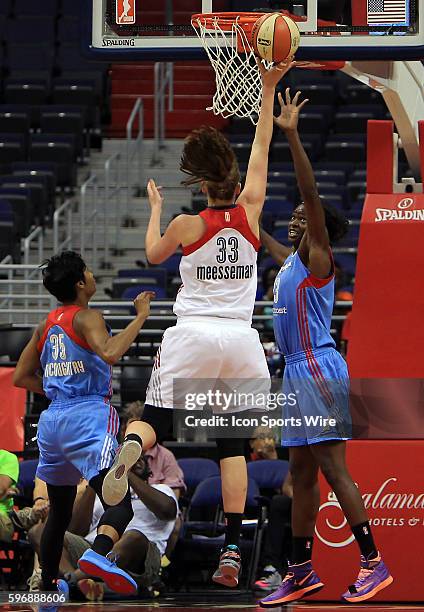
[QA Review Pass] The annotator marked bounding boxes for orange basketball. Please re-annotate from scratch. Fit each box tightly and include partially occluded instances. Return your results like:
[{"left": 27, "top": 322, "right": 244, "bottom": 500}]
[{"left": 252, "top": 13, "right": 300, "bottom": 63}]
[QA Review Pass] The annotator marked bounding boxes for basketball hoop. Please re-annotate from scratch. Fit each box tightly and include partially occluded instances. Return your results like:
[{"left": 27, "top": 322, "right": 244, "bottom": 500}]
[
  {"left": 191, "top": 13, "right": 272, "bottom": 124},
  {"left": 192, "top": 12, "right": 345, "bottom": 123}
]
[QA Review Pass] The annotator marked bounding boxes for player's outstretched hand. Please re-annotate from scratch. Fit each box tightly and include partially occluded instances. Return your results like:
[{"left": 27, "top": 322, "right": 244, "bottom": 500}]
[
  {"left": 134, "top": 291, "right": 155, "bottom": 319},
  {"left": 274, "top": 88, "right": 309, "bottom": 132},
  {"left": 147, "top": 178, "right": 164, "bottom": 210},
  {"left": 257, "top": 56, "right": 296, "bottom": 89}
]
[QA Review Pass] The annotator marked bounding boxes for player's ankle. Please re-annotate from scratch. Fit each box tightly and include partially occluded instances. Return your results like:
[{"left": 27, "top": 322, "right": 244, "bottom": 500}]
[{"left": 124, "top": 433, "right": 143, "bottom": 448}]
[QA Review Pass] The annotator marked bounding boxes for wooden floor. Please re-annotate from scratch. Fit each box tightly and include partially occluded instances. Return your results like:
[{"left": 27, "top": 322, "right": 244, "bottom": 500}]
[{"left": 2, "top": 600, "right": 424, "bottom": 612}]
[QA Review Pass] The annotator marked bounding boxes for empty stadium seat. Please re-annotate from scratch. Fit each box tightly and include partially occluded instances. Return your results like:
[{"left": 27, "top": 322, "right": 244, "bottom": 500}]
[
  {"left": 344, "top": 84, "right": 382, "bottom": 105},
  {"left": 0, "top": 112, "right": 30, "bottom": 138},
  {"left": 335, "top": 112, "right": 376, "bottom": 134},
  {"left": 300, "top": 84, "right": 336, "bottom": 105},
  {"left": 0, "top": 0, "right": 12, "bottom": 16},
  {"left": 7, "top": 43, "right": 54, "bottom": 74},
  {"left": 314, "top": 169, "right": 346, "bottom": 184},
  {"left": 14, "top": 0, "right": 58, "bottom": 15},
  {"left": 122, "top": 285, "right": 167, "bottom": 300},
  {"left": 298, "top": 112, "right": 328, "bottom": 134},
  {"left": 0, "top": 220, "right": 17, "bottom": 260},
  {"left": 120, "top": 364, "right": 153, "bottom": 404},
  {"left": 57, "top": 16, "right": 79, "bottom": 43},
  {"left": 0, "top": 138, "right": 26, "bottom": 173},
  {"left": 117, "top": 268, "right": 167, "bottom": 286},
  {"left": 29, "top": 141, "right": 76, "bottom": 189},
  {"left": 0, "top": 178, "right": 47, "bottom": 226},
  {"left": 348, "top": 201, "right": 365, "bottom": 219},
  {"left": 5, "top": 16, "right": 55, "bottom": 44},
  {"left": 325, "top": 142, "right": 365, "bottom": 164},
  {"left": 12, "top": 170, "right": 56, "bottom": 212},
  {"left": 40, "top": 111, "right": 85, "bottom": 159},
  {"left": 0, "top": 189, "right": 32, "bottom": 236},
  {"left": 4, "top": 82, "right": 49, "bottom": 106},
  {"left": 263, "top": 198, "right": 293, "bottom": 217},
  {"left": 334, "top": 253, "right": 357, "bottom": 277},
  {"left": 61, "top": 0, "right": 82, "bottom": 17},
  {"left": 270, "top": 141, "right": 316, "bottom": 164}
]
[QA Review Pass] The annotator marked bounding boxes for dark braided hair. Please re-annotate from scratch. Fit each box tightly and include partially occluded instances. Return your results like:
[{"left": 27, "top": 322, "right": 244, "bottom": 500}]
[
  {"left": 297, "top": 199, "right": 349, "bottom": 245},
  {"left": 322, "top": 202, "right": 350, "bottom": 244},
  {"left": 180, "top": 126, "right": 240, "bottom": 201}
]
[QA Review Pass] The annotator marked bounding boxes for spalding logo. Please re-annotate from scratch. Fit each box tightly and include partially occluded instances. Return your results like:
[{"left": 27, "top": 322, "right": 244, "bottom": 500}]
[
  {"left": 375, "top": 197, "right": 424, "bottom": 222},
  {"left": 397, "top": 197, "right": 414, "bottom": 209}
]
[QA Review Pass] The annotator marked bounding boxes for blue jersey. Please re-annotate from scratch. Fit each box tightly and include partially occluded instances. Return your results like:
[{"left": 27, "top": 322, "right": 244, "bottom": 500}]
[
  {"left": 273, "top": 251, "right": 336, "bottom": 356},
  {"left": 38, "top": 305, "right": 112, "bottom": 402}
]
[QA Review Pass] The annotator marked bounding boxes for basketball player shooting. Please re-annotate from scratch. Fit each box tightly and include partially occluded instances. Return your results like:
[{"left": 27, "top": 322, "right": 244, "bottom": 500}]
[
  {"left": 13, "top": 252, "right": 154, "bottom": 604},
  {"left": 101, "top": 58, "right": 295, "bottom": 588},
  {"left": 258, "top": 90, "right": 393, "bottom": 607}
]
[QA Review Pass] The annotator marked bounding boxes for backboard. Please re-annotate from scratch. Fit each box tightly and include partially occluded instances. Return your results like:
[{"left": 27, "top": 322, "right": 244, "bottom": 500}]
[{"left": 86, "top": 0, "right": 424, "bottom": 61}]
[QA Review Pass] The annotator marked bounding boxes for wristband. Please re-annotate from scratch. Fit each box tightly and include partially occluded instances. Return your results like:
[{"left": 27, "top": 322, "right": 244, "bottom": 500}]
[{"left": 33, "top": 497, "right": 47, "bottom": 503}]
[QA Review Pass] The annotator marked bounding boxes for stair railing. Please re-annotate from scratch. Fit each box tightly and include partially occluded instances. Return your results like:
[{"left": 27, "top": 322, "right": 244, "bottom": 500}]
[
  {"left": 152, "top": 62, "right": 174, "bottom": 165},
  {"left": 125, "top": 97, "right": 144, "bottom": 221}
]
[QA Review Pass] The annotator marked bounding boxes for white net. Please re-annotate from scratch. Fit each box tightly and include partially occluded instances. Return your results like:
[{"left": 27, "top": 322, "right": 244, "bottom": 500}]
[{"left": 191, "top": 15, "right": 272, "bottom": 124}]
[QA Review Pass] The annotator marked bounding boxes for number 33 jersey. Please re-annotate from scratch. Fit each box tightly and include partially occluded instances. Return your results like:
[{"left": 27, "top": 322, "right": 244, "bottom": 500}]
[
  {"left": 37, "top": 305, "right": 112, "bottom": 402},
  {"left": 174, "top": 205, "right": 260, "bottom": 322}
]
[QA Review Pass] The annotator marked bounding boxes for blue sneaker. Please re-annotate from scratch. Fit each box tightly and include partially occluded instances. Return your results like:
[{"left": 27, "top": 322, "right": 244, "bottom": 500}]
[
  {"left": 260, "top": 561, "right": 324, "bottom": 607},
  {"left": 38, "top": 579, "right": 68, "bottom": 612},
  {"left": 77, "top": 549, "right": 137, "bottom": 594}
]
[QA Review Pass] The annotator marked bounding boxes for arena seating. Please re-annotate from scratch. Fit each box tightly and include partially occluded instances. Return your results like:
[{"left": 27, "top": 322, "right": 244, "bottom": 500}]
[{"left": 0, "top": 0, "right": 110, "bottom": 259}]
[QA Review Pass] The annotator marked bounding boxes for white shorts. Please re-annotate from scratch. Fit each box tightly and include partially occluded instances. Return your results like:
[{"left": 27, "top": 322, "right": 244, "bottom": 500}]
[{"left": 145, "top": 317, "right": 270, "bottom": 412}]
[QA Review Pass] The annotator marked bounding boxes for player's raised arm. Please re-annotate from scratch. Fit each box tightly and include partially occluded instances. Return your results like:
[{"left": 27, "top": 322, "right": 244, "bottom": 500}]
[
  {"left": 238, "top": 59, "right": 295, "bottom": 215},
  {"left": 260, "top": 227, "right": 292, "bottom": 267},
  {"left": 75, "top": 291, "right": 154, "bottom": 365},
  {"left": 275, "top": 88, "right": 331, "bottom": 278},
  {"left": 13, "top": 325, "right": 45, "bottom": 394},
  {"left": 145, "top": 179, "right": 183, "bottom": 264}
]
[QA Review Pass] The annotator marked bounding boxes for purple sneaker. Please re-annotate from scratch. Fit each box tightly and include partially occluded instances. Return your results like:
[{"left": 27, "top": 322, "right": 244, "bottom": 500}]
[
  {"left": 259, "top": 561, "right": 324, "bottom": 607},
  {"left": 342, "top": 554, "right": 393, "bottom": 603}
]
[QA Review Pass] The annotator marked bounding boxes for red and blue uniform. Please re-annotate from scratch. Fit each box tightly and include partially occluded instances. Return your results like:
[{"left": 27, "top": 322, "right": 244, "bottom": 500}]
[
  {"left": 36, "top": 305, "right": 119, "bottom": 485},
  {"left": 273, "top": 251, "right": 351, "bottom": 446}
]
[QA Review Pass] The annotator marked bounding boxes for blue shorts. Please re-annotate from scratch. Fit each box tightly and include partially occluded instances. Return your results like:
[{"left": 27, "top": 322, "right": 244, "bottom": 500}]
[
  {"left": 281, "top": 347, "right": 352, "bottom": 447},
  {"left": 36, "top": 396, "right": 119, "bottom": 486}
]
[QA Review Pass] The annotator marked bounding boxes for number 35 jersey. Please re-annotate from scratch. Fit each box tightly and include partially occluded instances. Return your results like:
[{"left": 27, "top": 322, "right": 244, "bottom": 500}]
[
  {"left": 173, "top": 205, "right": 260, "bottom": 323},
  {"left": 37, "top": 305, "right": 112, "bottom": 402}
]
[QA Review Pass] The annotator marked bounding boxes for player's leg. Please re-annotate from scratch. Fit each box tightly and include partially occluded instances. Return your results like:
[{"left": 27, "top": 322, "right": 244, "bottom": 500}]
[
  {"left": 211, "top": 438, "right": 246, "bottom": 588},
  {"left": 260, "top": 447, "right": 324, "bottom": 607},
  {"left": 254, "top": 493, "right": 291, "bottom": 592},
  {"left": 310, "top": 441, "right": 393, "bottom": 602},
  {"left": 110, "top": 529, "right": 150, "bottom": 573},
  {"left": 102, "top": 325, "right": 188, "bottom": 506},
  {"left": 102, "top": 405, "right": 173, "bottom": 506},
  {"left": 77, "top": 470, "right": 138, "bottom": 594},
  {"left": 40, "top": 484, "right": 77, "bottom": 591}
]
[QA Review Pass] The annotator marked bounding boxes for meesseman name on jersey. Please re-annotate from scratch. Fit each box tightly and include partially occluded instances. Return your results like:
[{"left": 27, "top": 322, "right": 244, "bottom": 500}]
[{"left": 196, "top": 264, "right": 254, "bottom": 281}]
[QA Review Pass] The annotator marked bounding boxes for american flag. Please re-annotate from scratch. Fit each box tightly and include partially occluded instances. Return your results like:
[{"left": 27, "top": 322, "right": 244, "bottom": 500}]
[{"left": 367, "top": 0, "right": 408, "bottom": 24}]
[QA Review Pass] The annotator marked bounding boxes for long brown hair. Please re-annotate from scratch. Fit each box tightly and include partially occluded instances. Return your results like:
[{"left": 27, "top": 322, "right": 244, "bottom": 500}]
[{"left": 180, "top": 126, "right": 240, "bottom": 201}]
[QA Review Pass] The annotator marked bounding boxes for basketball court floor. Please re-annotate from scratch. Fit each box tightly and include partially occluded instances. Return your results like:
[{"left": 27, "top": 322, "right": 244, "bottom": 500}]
[{"left": 2, "top": 600, "right": 424, "bottom": 611}]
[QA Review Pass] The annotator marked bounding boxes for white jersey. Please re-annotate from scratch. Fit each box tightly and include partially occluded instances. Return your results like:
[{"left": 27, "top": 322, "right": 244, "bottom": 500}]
[
  {"left": 86, "top": 484, "right": 177, "bottom": 556},
  {"left": 173, "top": 204, "right": 260, "bottom": 322}
]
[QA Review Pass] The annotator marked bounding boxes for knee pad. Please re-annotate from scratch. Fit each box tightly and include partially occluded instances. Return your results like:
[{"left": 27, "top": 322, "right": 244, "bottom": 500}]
[
  {"left": 216, "top": 437, "right": 246, "bottom": 460},
  {"left": 98, "top": 493, "right": 134, "bottom": 537}
]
